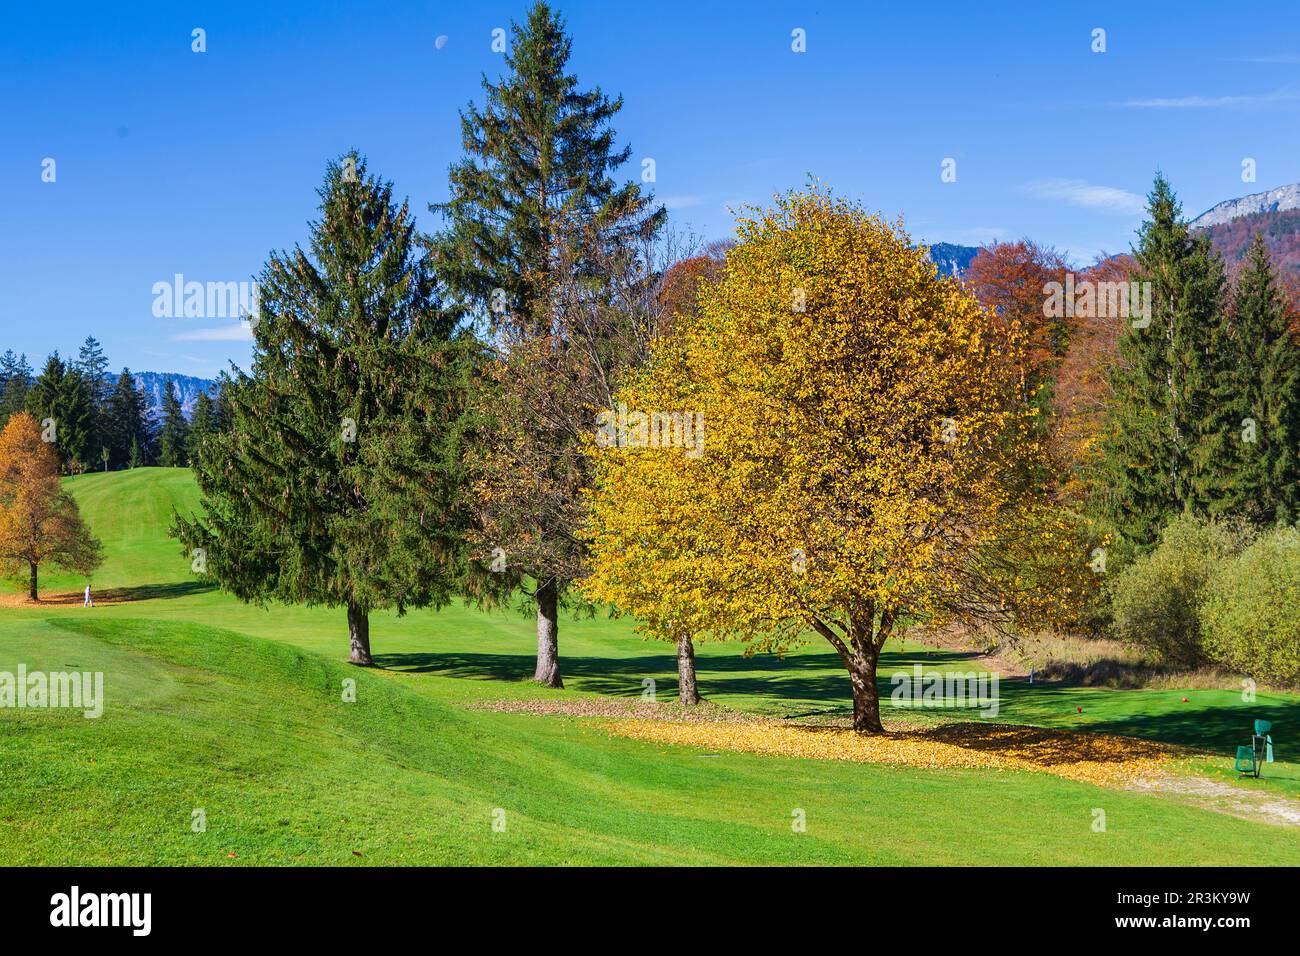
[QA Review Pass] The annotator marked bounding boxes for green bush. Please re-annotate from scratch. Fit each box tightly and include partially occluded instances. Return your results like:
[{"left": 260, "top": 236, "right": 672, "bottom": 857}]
[
  {"left": 1200, "top": 526, "right": 1300, "bottom": 686},
  {"left": 1105, "top": 515, "right": 1253, "bottom": 667}
]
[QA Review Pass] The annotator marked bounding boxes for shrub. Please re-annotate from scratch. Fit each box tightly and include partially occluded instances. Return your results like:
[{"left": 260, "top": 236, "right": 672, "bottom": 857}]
[
  {"left": 1105, "top": 515, "right": 1253, "bottom": 667},
  {"left": 1200, "top": 526, "right": 1300, "bottom": 686}
]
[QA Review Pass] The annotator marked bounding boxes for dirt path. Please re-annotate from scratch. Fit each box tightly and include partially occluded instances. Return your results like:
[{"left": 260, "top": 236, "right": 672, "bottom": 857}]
[{"left": 1128, "top": 773, "right": 1300, "bottom": 828}]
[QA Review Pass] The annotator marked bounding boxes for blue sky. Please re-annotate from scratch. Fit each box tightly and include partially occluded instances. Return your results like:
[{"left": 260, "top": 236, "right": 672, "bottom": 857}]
[{"left": 3, "top": 1, "right": 1299, "bottom": 377}]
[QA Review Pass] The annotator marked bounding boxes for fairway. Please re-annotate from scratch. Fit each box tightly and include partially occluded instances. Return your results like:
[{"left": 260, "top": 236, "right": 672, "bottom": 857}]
[{"left": 1, "top": 468, "right": 1298, "bottom": 865}]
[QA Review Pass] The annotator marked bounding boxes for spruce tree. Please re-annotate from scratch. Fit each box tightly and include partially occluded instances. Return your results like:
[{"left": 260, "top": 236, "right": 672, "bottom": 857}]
[
  {"left": 433, "top": 0, "right": 663, "bottom": 330},
  {"left": 75, "top": 335, "right": 112, "bottom": 458},
  {"left": 1100, "top": 175, "right": 1230, "bottom": 548},
  {"left": 25, "top": 353, "right": 95, "bottom": 473},
  {"left": 1178, "top": 235, "right": 1233, "bottom": 515},
  {"left": 172, "top": 154, "right": 473, "bottom": 665},
  {"left": 188, "top": 391, "right": 216, "bottom": 464},
  {"left": 158, "top": 377, "right": 190, "bottom": 467},
  {"left": 432, "top": 0, "right": 664, "bottom": 686},
  {"left": 1226, "top": 235, "right": 1300, "bottom": 523},
  {"left": 0, "top": 351, "right": 33, "bottom": 429},
  {"left": 105, "top": 369, "right": 151, "bottom": 470},
  {"left": 74, "top": 336, "right": 111, "bottom": 405}
]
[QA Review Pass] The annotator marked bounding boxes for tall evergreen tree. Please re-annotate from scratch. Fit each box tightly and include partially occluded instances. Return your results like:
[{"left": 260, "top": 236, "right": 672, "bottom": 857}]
[
  {"left": 1099, "top": 175, "right": 1230, "bottom": 548},
  {"left": 187, "top": 391, "right": 216, "bottom": 464},
  {"left": 158, "top": 377, "right": 190, "bottom": 467},
  {"left": 25, "top": 353, "right": 95, "bottom": 474},
  {"left": 105, "top": 369, "right": 152, "bottom": 470},
  {"left": 172, "top": 154, "right": 473, "bottom": 665},
  {"left": 1178, "top": 234, "right": 1234, "bottom": 515},
  {"left": 74, "top": 336, "right": 111, "bottom": 405},
  {"left": 432, "top": 1, "right": 664, "bottom": 686},
  {"left": 1224, "top": 234, "right": 1300, "bottom": 523},
  {"left": 75, "top": 335, "right": 112, "bottom": 459},
  {"left": 0, "top": 351, "right": 33, "bottom": 429}
]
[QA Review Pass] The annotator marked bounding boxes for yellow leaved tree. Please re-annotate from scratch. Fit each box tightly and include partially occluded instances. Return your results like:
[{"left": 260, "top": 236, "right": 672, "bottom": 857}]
[{"left": 583, "top": 188, "right": 1089, "bottom": 731}]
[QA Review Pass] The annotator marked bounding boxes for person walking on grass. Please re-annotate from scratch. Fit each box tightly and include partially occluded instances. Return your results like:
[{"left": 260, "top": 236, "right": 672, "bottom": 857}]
[{"left": 83, "top": 583, "right": 93, "bottom": 608}]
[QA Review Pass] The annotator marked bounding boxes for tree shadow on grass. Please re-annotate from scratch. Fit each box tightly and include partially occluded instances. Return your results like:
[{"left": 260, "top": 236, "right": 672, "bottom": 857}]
[
  {"left": 97, "top": 581, "right": 216, "bottom": 602},
  {"left": 372, "top": 647, "right": 986, "bottom": 714},
  {"left": 14, "top": 581, "right": 215, "bottom": 606},
  {"left": 376, "top": 645, "right": 1299, "bottom": 755}
]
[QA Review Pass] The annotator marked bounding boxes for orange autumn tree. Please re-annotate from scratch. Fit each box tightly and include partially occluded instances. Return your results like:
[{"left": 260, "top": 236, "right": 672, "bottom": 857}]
[
  {"left": 585, "top": 189, "right": 1086, "bottom": 731},
  {"left": 0, "top": 412, "right": 102, "bottom": 600},
  {"left": 964, "top": 239, "right": 1072, "bottom": 405}
]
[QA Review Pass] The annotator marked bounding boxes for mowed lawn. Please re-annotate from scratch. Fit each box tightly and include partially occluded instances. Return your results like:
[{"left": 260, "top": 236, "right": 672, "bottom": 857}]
[{"left": 1, "top": 468, "right": 1298, "bottom": 864}]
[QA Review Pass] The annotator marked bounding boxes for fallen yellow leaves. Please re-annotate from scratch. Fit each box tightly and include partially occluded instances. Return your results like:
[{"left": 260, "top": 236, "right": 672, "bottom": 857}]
[{"left": 605, "top": 719, "right": 1185, "bottom": 788}]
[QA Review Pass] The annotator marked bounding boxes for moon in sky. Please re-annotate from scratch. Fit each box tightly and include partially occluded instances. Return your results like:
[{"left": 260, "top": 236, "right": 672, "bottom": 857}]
[{"left": 435, "top": 35, "right": 448, "bottom": 50}]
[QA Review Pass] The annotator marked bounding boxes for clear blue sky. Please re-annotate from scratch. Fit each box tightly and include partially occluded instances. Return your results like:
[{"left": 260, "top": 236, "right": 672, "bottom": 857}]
[{"left": 4, "top": 1, "right": 1299, "bottom": 377}]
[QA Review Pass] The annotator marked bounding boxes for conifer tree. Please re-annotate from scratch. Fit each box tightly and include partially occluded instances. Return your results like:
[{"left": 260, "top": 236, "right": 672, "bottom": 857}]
[
  {"left": 173, "top": 154, "right": 473, "bottom": 665},
  {"left": 105, "top": 369, "right": 152, "bottom": 470},
  {"left": 75, "top": 336, "right": 112, "bottom": 458},
  {"left": 1100, "top": 175, "right": 1229, "bottom": 547},
  {"left": 158, "top": 377, "right": 190, "bottom": 467},
  {"left": 187, "top": 391, "right": 216, "bottom": 464},
  {"left": 0, "top": 351, "right": 33, "bottom": 429},
  {"left": 75, "top": 336, "right": 111, "bottom": 406},
  {"left": 1225, "top": 235, "right": 1300, "bottom": 523},
  {"left": 432, "top": 1, "right": 664, "bottom": 686},
  {"left": 25, "top": 353, "right": 95, "bottom": 474},
  {"left": 1178, "top": 235, "right": 1233, "bottom": 515}
]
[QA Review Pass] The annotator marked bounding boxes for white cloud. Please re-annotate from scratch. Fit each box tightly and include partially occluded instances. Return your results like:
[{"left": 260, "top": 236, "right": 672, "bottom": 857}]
[
  {"left": 1120, "top": 88, "right": 1300, "bottom": 109},
  {"left": 1022, "top": 179, "right": 1144, "bottom": 215},
  {"left": 1222, "top": 55, "right": 1300, "bottom": 64},
  {"left": 171, "top": 322, "right": 256, "bottom": 342}
]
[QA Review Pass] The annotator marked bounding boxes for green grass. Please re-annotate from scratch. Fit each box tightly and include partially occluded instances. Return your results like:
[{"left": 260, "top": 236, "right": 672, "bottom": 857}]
[{"left": 1, "top": 467, "right": 1298, "bottom": 864}]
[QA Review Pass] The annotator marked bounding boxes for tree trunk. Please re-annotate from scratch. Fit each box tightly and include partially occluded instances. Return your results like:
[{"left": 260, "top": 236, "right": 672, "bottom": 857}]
[
  {"left": 849, "top": 644, "right": 884, "bottom": 733},
  {"left": 28, "top": 563, "right": 38, "bottom": 602},
  {"left": 676, "top": 634, "right": 701, "bottom": 705},
  {"left": 533, "top": 578, "right": 563, "bottom": 688},
  {"left": 347, "top": 603, "right": 373, "bottom": 666}
]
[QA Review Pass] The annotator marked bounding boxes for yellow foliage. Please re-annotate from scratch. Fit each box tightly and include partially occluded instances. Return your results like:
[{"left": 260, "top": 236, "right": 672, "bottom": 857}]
[{"left": 583, "top": 188, "right": 1092, "bottom": 707}]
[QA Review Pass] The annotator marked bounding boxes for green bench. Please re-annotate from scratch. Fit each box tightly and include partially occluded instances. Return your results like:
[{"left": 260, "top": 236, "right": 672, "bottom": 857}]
[{"left": 1234, "top": 719, "right": 1274, "bottom": 778}]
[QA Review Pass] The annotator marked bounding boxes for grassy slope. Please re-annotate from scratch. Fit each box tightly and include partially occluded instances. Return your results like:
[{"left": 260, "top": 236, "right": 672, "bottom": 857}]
[{"left": 1, "top": 468, "right": 1298, "bottom": 864}]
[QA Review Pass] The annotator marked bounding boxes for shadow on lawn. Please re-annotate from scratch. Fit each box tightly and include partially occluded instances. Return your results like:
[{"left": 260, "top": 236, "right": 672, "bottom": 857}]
[
  {"left": 375, "top": 646, "right": 1298, "bottom": 755},
  {"left": 97, "top": 581, "right": 216, "bottom": 602},
  {"left": 372, "top": 647, "right": 987, "bottom": 712},
  {"left": 18, "top": 581, "right": 215, "bottom": 606}
]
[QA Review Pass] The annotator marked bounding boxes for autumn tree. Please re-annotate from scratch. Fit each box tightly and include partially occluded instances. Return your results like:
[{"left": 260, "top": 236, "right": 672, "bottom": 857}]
[
  {"left": 964, "top": 239, "right": 1071, "bottom": 411},
  {"left": 0, "top": 412, "right": 102, "bottom": 600},
  {"left": 582, "top": 327, "right": 724, "bottom": 704},
  {"left": 172, "top": 154, "right": 473, "bottom": 665},
  {"left": 1052, "top": 253, "right": 1136, "bottom": 495},
  {"left": 433, "top": 1, "right": 663, "bottom": 686},
  {"left": 586, "top": 190, "right": 1082, "bottom": 731}
]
